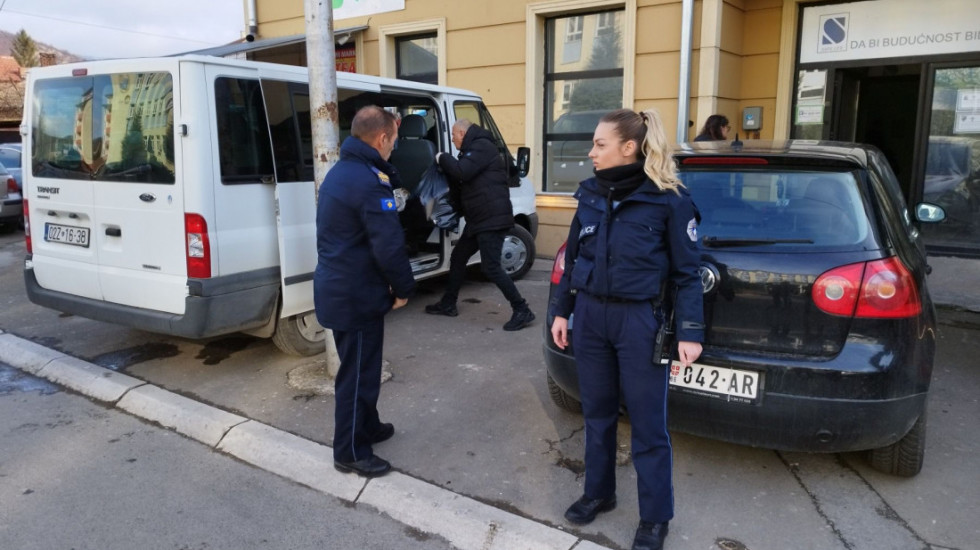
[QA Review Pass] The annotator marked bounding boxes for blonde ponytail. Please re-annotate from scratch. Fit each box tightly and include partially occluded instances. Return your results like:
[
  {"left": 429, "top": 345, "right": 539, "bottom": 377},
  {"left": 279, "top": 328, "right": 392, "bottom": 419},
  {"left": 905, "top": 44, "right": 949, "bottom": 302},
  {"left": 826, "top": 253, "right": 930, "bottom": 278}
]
[{"left": 639, "top": 109, "right": 682, "bottom": 194}]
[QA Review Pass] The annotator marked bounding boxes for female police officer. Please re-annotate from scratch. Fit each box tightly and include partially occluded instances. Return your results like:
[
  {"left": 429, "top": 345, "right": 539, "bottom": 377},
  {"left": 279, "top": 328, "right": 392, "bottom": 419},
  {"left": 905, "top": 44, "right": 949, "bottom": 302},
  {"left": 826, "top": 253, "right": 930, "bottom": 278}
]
[{"left": 550, "top": 108, "right": 704, "bottom": 550}]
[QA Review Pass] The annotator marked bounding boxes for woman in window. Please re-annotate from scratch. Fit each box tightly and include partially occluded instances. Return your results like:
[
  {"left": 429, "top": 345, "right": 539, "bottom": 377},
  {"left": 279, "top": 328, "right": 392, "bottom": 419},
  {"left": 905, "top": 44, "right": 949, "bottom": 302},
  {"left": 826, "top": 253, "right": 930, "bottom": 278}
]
[{"left": 693, "top": 114, "right": 730, "bottom": 141}]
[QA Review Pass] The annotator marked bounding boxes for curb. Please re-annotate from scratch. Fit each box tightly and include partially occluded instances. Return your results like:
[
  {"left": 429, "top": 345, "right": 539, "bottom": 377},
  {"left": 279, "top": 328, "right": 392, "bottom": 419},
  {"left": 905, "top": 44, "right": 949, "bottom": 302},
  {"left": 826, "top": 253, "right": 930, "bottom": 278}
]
[{"left": 0, "top": 331, "right": 608, "bottom": 550}]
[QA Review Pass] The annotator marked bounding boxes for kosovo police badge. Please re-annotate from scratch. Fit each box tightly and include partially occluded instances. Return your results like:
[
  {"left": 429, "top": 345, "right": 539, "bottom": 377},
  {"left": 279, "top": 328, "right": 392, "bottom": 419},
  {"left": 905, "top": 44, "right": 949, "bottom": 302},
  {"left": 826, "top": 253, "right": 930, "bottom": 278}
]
[
  {"left": 687, "top": 218, "right": 698, "bottom": 242},
  {"left": 380, "top": 198, "right": 397, "bottom": 211}
]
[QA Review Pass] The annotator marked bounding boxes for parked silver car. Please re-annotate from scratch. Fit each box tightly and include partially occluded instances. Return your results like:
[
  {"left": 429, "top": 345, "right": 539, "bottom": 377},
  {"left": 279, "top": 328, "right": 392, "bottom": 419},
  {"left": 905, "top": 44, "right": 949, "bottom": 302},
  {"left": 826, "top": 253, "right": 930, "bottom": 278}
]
[
  {"left": 0, "top": 144, "right": 21, "bottom": 192},
  {"left": 0, "top": 160, "right": 22, "bottom": 230}
]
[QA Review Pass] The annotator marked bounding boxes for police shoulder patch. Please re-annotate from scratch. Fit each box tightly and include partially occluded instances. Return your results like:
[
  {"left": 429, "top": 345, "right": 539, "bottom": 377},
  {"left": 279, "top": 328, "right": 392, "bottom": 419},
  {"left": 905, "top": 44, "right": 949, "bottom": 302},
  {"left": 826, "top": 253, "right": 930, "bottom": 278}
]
[
  {"left": 687, "top": 218, "right": 698, "bottom": 242},
  {"left": 380, "top": 198, "right": 397, "bottom": 211}
]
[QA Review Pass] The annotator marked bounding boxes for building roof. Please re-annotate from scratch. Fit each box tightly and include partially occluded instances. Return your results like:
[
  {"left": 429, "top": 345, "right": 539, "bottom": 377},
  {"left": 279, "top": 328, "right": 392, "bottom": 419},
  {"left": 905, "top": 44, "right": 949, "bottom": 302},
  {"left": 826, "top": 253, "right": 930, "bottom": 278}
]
[{"left": 0, "top": 57, "right": 23, "bottom": 82}]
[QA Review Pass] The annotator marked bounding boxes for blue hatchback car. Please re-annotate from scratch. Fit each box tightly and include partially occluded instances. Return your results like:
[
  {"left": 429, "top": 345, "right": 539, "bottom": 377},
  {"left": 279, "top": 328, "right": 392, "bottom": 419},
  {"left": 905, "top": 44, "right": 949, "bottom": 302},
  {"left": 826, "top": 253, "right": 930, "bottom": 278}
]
[{"left": 543, "top": 140, "right": 945, "bottom": 477}]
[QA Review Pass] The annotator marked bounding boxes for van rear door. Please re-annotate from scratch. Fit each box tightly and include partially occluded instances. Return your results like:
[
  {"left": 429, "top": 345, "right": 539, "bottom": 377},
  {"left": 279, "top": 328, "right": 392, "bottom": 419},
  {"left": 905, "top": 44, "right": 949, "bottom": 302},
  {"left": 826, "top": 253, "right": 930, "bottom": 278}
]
[{"left": 27, "top": 64, "right": 184, "bottom": 312}]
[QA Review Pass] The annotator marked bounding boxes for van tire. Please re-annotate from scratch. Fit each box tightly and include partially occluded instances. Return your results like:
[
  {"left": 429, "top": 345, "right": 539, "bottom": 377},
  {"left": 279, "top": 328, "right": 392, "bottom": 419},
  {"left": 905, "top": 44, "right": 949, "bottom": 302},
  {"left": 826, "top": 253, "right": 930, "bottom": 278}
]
[
  {"left": 272, "top": 312, "right": 326, "bottom": 356},
  {"left": 867, "top": 411, "right": 926, "bottom": 477},
  {"left": 502, "top": 225, "right": 535, "bottom": 280}
]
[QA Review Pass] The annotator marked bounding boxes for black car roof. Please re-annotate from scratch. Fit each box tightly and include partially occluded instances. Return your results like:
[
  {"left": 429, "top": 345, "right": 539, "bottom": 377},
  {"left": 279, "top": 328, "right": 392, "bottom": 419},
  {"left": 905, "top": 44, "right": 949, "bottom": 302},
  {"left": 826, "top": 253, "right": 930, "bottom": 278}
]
[{"left": 674, "top": 139, "right": 873, "bottom": 168}]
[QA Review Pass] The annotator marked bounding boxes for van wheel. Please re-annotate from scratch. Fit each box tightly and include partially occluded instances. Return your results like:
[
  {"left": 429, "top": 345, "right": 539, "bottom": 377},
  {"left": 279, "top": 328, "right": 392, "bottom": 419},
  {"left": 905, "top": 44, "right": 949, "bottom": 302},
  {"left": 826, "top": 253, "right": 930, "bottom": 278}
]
[
  {"left": 547, "top": 373, "right": 582, "bottom": 413},
  {"left": 867, "top": 411, "right": 926, "bottom": 477},
  {"left": 272, "top": 312, "right": 326, "bottom": 356},
  {"left": 502, "top": 225, "right": 535, "bottom": 280}
]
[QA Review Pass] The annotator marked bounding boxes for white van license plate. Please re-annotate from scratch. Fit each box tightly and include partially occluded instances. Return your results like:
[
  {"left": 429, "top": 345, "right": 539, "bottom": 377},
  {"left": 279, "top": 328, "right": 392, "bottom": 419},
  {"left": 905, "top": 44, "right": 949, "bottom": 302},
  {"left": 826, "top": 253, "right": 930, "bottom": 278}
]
[
  {"left": 669, "top": 361, "right": 760, "bottom": 404},
  {"left": 45, "top": 223, "right": 91, "bottom": 248}
]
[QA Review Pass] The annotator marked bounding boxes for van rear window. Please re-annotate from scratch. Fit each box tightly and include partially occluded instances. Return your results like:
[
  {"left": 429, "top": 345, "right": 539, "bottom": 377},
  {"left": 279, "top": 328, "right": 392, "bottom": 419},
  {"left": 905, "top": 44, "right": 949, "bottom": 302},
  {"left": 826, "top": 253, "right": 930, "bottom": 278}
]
[
  {"left": 31, "top": 72, "right": 175, "bottom": 184},
  {"left": 679, "top": 170, "right": 870, "bottom": 247}
]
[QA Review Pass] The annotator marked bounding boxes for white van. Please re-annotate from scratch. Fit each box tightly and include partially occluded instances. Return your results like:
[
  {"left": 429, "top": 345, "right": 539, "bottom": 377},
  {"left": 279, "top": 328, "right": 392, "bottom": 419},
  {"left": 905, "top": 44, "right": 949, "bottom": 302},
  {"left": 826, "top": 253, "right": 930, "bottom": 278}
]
[{"left": 22, "top": 55, "right": 537, "bottom": 356}]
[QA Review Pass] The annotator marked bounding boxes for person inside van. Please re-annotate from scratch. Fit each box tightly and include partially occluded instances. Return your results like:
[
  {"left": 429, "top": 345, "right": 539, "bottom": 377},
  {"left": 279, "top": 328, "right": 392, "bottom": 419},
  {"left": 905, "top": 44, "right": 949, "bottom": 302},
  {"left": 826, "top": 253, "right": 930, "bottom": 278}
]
[
  {"left": 314, "top": 105, "right": 416, "bottom": 478},
  {"left": 424, "top": 118, "right": 535, "bottom": 331},
  {"left": 693, "top": 114, "right": 731, "bottom": 142}
]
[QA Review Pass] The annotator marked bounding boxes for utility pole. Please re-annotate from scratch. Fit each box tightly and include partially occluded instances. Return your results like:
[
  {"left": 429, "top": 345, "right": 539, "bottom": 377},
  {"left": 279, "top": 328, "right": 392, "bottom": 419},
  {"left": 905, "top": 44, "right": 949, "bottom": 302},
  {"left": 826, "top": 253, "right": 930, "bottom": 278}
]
[{"left": 304, "top": 0, "right": 342, "bottom": 376}]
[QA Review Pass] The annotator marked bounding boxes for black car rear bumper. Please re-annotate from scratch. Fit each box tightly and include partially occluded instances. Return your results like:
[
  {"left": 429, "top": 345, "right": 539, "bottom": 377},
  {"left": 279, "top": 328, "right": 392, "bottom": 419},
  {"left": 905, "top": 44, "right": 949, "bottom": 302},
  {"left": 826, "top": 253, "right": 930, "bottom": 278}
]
[{"left": 543, "top": 343, "right": 926, "bottom": 453}]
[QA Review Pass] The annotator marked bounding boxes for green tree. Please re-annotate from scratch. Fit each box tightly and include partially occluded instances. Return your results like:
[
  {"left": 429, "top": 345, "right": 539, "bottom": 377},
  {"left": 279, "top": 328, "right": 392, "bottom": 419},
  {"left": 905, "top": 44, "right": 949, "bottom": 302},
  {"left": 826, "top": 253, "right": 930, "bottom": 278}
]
[
  {"left": 567, "top": 28, "right": 623, "bottom": 113},
  {"left": 11, "top": 29, "right": 39, "bottom": 68},
  {"left": 122, "top": 110, "right": 147, "bottom": 168}
]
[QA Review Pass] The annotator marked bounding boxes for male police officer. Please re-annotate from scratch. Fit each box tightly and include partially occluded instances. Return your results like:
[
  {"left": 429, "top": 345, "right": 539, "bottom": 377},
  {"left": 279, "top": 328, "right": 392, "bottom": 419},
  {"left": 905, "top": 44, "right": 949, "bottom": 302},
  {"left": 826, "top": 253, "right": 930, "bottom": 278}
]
[
  {"left": 314, "top": 105, "right": 416, "bottom": 478},
  {"left": 425, "top": 119, "right": 535, "bottom": 331}
]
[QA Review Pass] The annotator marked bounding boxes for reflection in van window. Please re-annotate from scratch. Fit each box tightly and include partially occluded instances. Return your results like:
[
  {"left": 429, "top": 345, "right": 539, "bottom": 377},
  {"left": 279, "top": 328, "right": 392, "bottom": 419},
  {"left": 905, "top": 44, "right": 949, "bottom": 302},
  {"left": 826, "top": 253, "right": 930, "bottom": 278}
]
[
  {"left": 215, "top": 77, "right": 275, "bottom": 184},
  {"left": 32, "top": 72, "right": 176, "bottom": 184}
]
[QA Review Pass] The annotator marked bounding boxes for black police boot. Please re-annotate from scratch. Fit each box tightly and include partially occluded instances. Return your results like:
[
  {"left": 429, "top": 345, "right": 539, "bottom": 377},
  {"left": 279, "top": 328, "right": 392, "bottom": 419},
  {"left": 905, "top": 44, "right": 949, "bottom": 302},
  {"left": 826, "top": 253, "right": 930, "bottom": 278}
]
[
  {"left": 563, "top": 494, "right": 616, "bottom": 525},
  {"left": 631, "top": 521, "right": 669, "bottom": 550},
  {"left": 425, "top": 298, "right": 458, "bottom": 317},
  {"left": 503, "top": 302, "right": 535, "bottom": 331}
]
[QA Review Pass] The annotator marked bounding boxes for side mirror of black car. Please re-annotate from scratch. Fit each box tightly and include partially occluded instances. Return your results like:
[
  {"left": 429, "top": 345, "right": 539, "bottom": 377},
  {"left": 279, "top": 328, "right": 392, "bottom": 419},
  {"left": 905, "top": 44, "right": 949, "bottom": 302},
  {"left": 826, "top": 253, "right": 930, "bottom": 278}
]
[
  {"left": 516, "top": 147, "right": 530, "bottom": 178},
  {"left": 915, "top": 202, "right": 946, "bottom": 223}
]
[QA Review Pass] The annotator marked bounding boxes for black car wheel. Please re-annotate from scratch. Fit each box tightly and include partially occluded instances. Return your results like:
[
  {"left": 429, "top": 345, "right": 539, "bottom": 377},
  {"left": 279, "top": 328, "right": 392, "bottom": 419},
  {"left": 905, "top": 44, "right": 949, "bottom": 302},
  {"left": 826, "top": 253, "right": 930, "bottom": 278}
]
[
  {"left": 867, "top": 410, "right": 926, "bottom": 477},
  {"left": 547, "top": 373, "right": 582, "bottom": 413}
]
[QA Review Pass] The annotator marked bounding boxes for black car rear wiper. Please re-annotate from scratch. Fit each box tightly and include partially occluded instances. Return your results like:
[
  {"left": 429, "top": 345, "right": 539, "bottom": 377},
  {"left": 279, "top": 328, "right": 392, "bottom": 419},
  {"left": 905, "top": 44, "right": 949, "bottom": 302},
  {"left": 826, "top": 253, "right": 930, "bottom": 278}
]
[{"left": 702, "top": 236, "right": 814, "bottom": 247}]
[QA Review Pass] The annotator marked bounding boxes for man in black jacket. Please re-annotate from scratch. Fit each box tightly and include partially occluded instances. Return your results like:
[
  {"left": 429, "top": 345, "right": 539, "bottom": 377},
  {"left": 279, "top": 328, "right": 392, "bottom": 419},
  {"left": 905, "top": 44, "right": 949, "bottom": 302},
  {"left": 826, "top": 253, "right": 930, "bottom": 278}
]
[{"left": 425, "top": 119, "right": 535, "bottom": 331}]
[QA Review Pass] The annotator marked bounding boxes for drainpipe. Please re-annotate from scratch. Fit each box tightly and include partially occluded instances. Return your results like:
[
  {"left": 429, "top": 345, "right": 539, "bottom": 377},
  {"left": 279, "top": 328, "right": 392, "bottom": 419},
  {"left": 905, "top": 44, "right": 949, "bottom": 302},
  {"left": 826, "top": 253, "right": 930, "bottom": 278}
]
[
  {"left": 246, "top": 0, "right": 258, "bottom": 41},
  {"left": 676, "top": 0, "right": 695, "bottom": 142}
]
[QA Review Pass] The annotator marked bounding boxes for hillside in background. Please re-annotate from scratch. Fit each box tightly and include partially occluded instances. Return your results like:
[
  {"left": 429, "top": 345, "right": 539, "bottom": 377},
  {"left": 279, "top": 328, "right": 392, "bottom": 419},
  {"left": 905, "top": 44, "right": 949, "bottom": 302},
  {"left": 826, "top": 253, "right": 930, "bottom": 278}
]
[{"left": 0, "top": 29, "right": 83, "bottom": 64}]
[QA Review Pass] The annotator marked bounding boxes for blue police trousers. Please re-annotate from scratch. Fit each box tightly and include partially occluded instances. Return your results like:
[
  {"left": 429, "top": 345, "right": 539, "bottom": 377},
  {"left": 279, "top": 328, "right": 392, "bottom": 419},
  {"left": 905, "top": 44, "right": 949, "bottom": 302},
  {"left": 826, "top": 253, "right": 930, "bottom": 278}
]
[
  {"left": 572, "top": 293, "right": 674, "bottom": 523},
  {"left": 333, "top": 318, "right": 386, "bottom": 462}
]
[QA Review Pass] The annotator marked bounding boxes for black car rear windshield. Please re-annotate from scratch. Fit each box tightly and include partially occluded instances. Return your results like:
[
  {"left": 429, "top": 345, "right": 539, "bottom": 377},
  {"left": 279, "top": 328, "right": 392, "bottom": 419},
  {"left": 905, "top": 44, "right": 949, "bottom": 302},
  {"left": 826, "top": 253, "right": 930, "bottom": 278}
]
[{"left": 678, "top": 170, "right": 869, "bottom": 247}]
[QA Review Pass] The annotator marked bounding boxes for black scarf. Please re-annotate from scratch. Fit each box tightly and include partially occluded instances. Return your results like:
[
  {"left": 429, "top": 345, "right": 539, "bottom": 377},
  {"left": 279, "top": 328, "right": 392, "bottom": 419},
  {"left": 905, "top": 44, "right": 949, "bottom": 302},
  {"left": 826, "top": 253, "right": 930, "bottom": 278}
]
[{"left": 594, "top": 161, "right": 647, "bottom": 202}]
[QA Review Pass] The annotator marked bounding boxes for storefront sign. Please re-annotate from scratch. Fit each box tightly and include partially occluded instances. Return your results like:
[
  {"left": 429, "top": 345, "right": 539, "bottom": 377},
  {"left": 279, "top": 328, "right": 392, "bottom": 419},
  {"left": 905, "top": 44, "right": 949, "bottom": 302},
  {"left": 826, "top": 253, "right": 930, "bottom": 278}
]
[
  {"left": 800, "top": 0, "right": 980, "bottom": 64},
  {"left": 334, "top": 0, "right": 404, "bottom": 20},
  {"left": 796, "top": 105, "right": 824, "bottom": 125},
  {"left": 336, "top": 44, "right": 356, "bottom": 73}
]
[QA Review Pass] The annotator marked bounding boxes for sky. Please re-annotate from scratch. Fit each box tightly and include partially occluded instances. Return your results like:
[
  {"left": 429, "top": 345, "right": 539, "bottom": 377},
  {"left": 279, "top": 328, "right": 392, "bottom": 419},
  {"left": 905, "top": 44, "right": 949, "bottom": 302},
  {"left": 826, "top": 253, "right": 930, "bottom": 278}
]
[{"left": 0, "top": 0, "right": 246, "bottom": 59}]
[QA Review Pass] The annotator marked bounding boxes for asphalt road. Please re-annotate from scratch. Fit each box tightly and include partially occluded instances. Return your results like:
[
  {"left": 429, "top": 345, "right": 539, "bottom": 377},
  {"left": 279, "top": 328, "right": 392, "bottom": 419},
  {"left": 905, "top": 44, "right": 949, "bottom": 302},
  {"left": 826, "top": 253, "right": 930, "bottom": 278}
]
[{"left": 0, "top": 228, "right": 976, "bottom": 550}]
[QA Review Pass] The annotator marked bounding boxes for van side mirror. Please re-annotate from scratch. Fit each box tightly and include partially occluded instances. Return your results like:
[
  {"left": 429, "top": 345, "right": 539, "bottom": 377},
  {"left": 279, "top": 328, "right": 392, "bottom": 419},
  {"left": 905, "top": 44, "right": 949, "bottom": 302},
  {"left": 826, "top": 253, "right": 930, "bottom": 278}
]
[
  {"left": 516, "top": 147, "right": 530, "bottom": 178},
  {"left": 915, "top": 202, "right": 946, "bottom": 223}
]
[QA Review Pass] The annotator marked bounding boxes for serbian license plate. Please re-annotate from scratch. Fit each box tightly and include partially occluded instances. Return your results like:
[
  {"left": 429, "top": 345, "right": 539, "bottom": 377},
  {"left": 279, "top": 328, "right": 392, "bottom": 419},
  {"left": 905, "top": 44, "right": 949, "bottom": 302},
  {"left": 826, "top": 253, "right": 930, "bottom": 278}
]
[
  {"left": 669, "top": 361, "right": 760, "bottom": 404},
  {"left": 44, "top": 223, "right": 91, "bottom": 248}
]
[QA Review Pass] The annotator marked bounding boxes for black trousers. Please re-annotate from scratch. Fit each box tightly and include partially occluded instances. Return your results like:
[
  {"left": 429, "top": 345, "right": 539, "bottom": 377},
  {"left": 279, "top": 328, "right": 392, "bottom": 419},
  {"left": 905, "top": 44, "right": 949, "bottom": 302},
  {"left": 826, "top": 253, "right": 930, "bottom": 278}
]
[
  {"left": 442, "top": 227, "right": 524, "bottom": 308},
  {"left": 332, "top": 318, "right": 386, "bottom": 462}
]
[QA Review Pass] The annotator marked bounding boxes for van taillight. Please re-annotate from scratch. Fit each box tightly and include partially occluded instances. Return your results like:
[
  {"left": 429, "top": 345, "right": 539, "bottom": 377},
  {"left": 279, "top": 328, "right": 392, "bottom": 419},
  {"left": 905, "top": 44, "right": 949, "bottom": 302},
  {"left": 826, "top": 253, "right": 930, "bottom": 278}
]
[
  {"left": 184, "top": 213, "right": 211, "bottom": 278},
  {"left": 812, "top": 257, "right": 921, "bottom": 318},
  {"left": 551, "top": 243, "right": 567, "bottom": 284},
  {"left": 23, "top": 198, "right": 31, "bottom": 254}
]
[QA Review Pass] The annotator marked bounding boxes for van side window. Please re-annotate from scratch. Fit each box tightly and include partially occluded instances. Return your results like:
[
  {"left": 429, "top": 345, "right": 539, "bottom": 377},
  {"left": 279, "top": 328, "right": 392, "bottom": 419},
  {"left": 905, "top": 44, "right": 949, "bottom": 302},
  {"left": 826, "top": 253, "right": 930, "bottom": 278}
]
[
  {"left": 31, "top": 73, "right": 176, "bottom": 184},
  {"left": 261, "top": 80, "right": 314, "bottom": 182},
  {"left": 214, "top": 77, "right": 275, "bottom": 184}
]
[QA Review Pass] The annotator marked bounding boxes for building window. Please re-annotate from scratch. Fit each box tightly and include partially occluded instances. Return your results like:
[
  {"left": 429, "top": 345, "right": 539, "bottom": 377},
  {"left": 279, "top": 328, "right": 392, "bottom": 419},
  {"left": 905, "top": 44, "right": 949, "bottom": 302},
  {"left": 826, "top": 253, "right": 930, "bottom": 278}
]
[
  {"left": 396, "top": 33, "right": 439, "bottom": 85},
  {"left": 544, "top": 9, "right": 624, "bottom": 193}
]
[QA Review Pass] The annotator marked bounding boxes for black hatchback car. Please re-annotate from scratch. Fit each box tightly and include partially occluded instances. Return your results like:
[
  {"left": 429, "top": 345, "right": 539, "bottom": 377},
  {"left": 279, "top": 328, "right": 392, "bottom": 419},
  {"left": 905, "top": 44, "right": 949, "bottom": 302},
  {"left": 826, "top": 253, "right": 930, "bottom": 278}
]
[{"left": 543, "top": 140, "right": 945, "bottom": 477}]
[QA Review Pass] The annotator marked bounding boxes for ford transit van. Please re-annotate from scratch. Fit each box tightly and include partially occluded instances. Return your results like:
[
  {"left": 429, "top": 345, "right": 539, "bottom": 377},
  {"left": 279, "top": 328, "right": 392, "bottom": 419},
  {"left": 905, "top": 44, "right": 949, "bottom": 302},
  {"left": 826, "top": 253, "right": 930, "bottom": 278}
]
[{"left": 23, "top": 55, "right": 537, "bottom": 356}]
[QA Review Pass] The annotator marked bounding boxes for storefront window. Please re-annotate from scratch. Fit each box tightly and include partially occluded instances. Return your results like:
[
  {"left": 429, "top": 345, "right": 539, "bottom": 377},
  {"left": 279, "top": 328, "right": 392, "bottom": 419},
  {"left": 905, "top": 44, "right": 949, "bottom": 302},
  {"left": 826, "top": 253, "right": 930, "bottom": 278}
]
[
  {"left": 920, "top": 66, "right": 980, "bottom": 251},
  {"left": 396, "top": 33, "right": 438, "bottom": 85},
  {"left": 792, "top": 69, "right": 828, "bottom": 140},
  {"left": 544, "top": 9, "right": 624, "bottom": 193}
]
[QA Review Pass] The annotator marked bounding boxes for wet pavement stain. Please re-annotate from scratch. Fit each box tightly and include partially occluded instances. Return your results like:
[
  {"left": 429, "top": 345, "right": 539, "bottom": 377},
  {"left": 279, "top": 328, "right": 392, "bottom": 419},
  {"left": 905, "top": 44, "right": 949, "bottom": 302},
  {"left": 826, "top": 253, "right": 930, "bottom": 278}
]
[
  {"left": 196, "top": 336, "right": 256, "bottom": 365},
  {"left": 89, "top": 342, "right": 180, "bottom": 371},
  {"left": 0, "top": 364, "right": 60, "bottom": 395}
]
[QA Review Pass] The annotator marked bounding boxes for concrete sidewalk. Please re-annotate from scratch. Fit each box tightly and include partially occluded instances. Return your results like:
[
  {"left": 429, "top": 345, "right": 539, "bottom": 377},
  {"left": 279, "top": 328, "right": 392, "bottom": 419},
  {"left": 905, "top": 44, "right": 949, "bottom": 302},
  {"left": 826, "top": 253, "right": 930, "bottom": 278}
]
[{"left": 0, "top": 329, "right": 608, "bottom": 550}]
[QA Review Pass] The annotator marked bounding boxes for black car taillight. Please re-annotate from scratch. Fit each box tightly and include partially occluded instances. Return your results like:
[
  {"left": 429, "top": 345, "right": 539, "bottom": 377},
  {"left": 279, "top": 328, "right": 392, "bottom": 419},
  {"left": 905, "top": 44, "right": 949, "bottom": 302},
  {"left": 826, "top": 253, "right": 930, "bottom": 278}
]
[
  {"left": 551, "top": 243, "right": 567, "bottom": 284},
  {"left": 812, "top": 257, "right": 921, "bottom": 318},
  {"left": 5, "top": 176, "right": 14, "bottom": 193}
]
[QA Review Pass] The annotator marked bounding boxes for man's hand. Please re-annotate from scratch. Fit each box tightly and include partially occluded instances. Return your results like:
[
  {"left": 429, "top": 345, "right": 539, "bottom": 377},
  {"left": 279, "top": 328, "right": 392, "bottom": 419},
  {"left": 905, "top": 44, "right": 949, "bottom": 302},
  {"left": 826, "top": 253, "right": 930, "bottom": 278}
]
[
  {"left": 392, "top": 297, "right": 408, "bottom": 310},
  {"left": 677, "top": 341, "right": 702, "bottom": 367},
  {"left": 551, "top": 316, "right": 569, "bottom": 350}
]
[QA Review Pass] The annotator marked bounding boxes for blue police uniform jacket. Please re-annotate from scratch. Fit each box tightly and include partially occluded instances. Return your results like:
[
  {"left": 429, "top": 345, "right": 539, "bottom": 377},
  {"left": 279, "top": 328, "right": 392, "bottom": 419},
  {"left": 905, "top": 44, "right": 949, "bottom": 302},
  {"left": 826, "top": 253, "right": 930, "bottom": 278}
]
[
  {"left": 314, "top": 136, "right": 416, "bottom": 331},
  {"left": 551, "top": 176, "right": 705, "bottom": 343}
]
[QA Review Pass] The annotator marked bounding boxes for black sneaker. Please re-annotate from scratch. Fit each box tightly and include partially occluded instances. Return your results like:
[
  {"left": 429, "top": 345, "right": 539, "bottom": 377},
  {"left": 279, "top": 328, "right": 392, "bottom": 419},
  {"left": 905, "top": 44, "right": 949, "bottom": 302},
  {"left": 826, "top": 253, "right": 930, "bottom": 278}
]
[
  {"left": 503, "top": 307, "right": 535, "bottom": 331},
  {"left": 425, "top": 300, "right": 458, "bottom": 317}
]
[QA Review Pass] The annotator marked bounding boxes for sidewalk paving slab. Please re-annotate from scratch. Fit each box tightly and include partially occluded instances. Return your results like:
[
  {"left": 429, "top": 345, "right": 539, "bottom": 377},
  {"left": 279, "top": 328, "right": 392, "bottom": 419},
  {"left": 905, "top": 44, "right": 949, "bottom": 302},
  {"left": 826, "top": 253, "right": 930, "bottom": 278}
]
[
  {"left": 0, "top": 332, "right": 67, "bottom": 374},
  {"left": 39, "top": 355, "right": 145, "bottom": 402}
]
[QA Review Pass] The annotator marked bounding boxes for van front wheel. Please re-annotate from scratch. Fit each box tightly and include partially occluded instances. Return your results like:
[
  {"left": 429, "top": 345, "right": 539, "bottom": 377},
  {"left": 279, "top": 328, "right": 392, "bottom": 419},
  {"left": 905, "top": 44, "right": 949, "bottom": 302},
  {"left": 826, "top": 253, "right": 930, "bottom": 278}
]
[
  {"left": 272, "top": 312, "right": 326, "bottom": 356},
  {"left": 502, "top": 225, "right": 535, "bottom": 280}
]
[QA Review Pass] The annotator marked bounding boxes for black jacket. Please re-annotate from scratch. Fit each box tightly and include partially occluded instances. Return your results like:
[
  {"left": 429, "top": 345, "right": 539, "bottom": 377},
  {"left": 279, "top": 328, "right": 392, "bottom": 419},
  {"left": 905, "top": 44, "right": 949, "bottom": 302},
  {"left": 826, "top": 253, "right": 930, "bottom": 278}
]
[{"left": 437, "top": 125, "right": 513, "bottom": 233}]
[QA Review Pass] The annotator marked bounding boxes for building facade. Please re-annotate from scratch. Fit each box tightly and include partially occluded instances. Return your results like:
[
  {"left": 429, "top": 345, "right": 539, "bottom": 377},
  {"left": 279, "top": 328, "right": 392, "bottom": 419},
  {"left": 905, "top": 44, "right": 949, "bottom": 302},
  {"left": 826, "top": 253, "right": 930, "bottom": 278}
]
[{"left": 245, "top": 0, "right": 980, "bottom": 258}]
